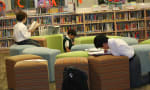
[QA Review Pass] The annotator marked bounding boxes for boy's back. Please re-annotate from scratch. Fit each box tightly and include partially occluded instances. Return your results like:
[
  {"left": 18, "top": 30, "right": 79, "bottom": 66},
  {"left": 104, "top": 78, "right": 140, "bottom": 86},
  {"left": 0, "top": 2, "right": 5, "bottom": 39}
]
[{"left": 13, "top": 22, "right": 31, "bottom": 42}]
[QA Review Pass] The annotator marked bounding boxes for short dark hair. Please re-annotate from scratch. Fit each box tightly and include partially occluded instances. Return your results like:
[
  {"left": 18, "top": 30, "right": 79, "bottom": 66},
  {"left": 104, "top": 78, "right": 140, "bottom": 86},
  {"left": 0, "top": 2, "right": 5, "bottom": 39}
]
[
  {"left": 94, "top": 34, "right": 108, "bottom": 48},
  {"left": 68, "top": 30, "right": 77, "bottom": 36},
  {"left": 16, "top": 11, "right": 27, "bottom": 22}
]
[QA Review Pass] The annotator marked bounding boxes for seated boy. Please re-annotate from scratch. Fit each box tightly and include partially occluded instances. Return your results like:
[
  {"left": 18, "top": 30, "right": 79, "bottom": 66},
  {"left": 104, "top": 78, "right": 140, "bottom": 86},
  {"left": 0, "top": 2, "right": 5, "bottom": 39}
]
[
  {"left": 63, "top": 30, "right": 77, "bottom": 52},
  {"left": 13, "top": 11, "right": 40, "bottom": 47}
]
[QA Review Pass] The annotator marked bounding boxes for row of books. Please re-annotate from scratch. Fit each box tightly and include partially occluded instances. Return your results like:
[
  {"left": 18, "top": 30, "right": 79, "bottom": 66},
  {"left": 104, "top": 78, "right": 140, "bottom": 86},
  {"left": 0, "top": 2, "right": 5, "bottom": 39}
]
[
  {"left": 147, "top": 21, "right": 150, "bottom": 30},
  {"left": 117, "top": 31, "right": 145, "bottom": 39},
  {"left": 116, "top": 12, "right": 128, "bottom": 20},
  {"left": 85, "top": 23, "right": 114, "bottom": 33},
  {"left": 53, "top": 15, "right": 83, "bottom": 24},
  {"left": 0, "top": 16, "right": 52, "bottom": 28},
  {"left": 146, "top": 10, "right": 150, "bottom": 18},
  {"left": 116, "top": 21, "right": 144, "bottom": 31},
  {"left": 0, "top": 19, "right": 16, "bottom": 28},
  {"left": 84, "top": 11, "right": 144, "bottom": 22},
  {"left": 0, "top": 30, "right": 13, "bottom": 38},
  {"left": 0, "top": 40, "right": 14, "bottom": 48},
  {"left": 130, "top": 11, "right": 144, "bottom": 19},
  {"left": 85, "top": 13, "right": 114, "bottom": 22},
  {"left": 27, "top": 16, "right": 52, "bottom": 25},
  {"left": 147, "top": 31, "right": 150, "bottom": 38},
  {"left": 60, "top": 25, "right": 84, "bottom": 34}
]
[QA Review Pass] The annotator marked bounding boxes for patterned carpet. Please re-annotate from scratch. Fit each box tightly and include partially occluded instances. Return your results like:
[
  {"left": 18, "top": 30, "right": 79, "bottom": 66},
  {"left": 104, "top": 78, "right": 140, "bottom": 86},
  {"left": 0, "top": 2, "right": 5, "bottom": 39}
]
[{"left": 0, "top": 53, "right": 150, "bottom": 90}]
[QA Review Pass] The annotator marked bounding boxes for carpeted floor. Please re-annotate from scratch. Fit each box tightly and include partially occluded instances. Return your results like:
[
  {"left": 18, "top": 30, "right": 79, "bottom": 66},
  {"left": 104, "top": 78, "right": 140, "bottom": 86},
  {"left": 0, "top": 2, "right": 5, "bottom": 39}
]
[
  {"left": 0, "top": 54, "right": 9, "bottom": 90},
  {"left": 0, "top": 53, "right": 150, "bottom": 90}
]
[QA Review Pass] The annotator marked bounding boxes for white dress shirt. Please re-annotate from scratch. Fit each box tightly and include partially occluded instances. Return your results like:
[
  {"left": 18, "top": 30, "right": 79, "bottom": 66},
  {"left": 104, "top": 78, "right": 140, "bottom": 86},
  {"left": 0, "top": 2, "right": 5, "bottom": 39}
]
[
  {"left": 108, "top": 38, "right": 134, "bottom": 59},
  {"left": 13, "top": 22, "right": 31, "bottom": 42},
  {"left": 65, "top": 35, "right": 71, "bottom": 47}
]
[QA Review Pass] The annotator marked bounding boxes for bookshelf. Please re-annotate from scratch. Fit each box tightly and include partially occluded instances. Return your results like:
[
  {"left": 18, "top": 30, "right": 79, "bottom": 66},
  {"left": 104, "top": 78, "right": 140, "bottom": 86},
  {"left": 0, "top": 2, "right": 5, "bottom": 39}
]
[{"left": 1, "top": 8, "right": 150, "bottom": 48}]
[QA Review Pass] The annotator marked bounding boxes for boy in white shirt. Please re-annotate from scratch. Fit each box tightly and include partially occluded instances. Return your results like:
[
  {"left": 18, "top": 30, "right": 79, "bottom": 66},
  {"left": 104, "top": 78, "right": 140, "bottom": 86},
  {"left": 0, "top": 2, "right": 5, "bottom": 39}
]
[
  {"left": 94, "top": 35, "right": 145, "bottom": 88},
  {"left": 94, "top": 35, "right": 134, "bottom": 59},
  {"left": 13, "top": 11, "right": 40, "bottom": 46}
]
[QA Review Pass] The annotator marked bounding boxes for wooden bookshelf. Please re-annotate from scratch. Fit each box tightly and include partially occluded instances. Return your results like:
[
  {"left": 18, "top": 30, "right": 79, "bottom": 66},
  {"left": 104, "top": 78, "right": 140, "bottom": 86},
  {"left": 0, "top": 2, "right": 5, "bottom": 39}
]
[{"left": 1, "top": 8, "right": 150, "bottom": 48}]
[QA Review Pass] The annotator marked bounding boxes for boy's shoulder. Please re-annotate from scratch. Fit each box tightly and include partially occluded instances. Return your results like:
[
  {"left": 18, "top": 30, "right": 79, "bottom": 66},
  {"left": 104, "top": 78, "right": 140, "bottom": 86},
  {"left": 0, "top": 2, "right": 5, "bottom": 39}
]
[
  {"left": 64, "top": 35, "right": 70, "bottom": 40},
  {"left": 14, "top": 22, "right": 26, "bottom": 28}
]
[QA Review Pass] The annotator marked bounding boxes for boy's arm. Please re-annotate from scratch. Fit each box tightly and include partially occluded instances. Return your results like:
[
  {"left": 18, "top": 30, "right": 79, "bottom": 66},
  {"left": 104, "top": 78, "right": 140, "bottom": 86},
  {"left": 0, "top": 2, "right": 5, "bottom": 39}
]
[
  {"left": 65, "top": 40, "right": 71, "bottom": 52},
  {"left": 65, "top": 47, "right": 71, "bottom": 52},
  {"left": 28, "top": 22, "right": 40, "bottom": 33},
  {"left": 28, "top": 24, "right": 40, "bottom": 33}
]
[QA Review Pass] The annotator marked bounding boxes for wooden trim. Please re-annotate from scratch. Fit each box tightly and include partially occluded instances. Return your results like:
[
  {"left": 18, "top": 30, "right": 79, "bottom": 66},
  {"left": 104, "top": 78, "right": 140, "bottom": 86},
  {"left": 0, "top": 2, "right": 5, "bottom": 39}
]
[{"left": 0, "top": 48, "right": 10, "bottom": 54}]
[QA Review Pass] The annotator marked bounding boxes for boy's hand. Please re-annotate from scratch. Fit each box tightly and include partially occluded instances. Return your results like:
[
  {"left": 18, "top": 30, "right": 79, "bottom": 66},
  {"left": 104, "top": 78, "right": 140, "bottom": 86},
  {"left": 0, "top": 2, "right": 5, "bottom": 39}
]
[
  {"left": 72, "top": 42, "right": 75, "bottom": 45},
  {"left": 66, "top": 47, "right": 71, "bottom": 52}
]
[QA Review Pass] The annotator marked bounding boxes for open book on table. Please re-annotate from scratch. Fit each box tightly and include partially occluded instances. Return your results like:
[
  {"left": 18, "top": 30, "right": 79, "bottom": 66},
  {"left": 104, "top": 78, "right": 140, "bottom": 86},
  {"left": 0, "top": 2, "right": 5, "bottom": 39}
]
[
  {"left": 29, "top": 21, "right": 40, "bottom": 30},
  {"left": 87, "top": 48, "right": 112, "bottom": 56}
]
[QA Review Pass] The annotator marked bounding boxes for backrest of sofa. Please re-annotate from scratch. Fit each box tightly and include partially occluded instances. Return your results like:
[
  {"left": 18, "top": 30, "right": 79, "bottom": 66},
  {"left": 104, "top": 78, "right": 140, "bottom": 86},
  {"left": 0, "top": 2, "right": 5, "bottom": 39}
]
[
  {"left": 32, "top": 34, "right": 64, "bottom": 53},
  {"left": 46, "top": 34, "right": 64, "bottom": 53},
  {"left": 75, "top": 36, "right": 121, "bottom": 45}
]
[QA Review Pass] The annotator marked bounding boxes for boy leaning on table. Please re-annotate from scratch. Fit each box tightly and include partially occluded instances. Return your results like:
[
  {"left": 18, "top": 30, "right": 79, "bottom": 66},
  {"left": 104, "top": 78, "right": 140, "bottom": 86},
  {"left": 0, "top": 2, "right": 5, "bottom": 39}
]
[
  {"left": 94, "top": 34, "right": 145, "bottom": 88},
  {"left": 13, "top": 10, "right": 41, "bottom": 47}
]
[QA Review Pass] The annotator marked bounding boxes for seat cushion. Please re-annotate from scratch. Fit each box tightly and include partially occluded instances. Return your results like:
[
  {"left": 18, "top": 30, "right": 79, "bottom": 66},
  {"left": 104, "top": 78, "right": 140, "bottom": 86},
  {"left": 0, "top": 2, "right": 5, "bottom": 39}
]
[
  {"left": 55, "top": 57, "right": 89, "bottom": 90},
  {"left": 6, "top": 54, "right": 43, "bottom": 89},
  {"left": 22, "top": 47, "right": 61, "bottom": 82},
  {"left": 10, "top": 44, "right": 37, "bottom": 56},
  {"left": 15, "top": 59, "right": 49, "bottom": 90},
  {"left": 56, "top": 51, "right": 89, "bottom": 59},
  {"left": 88, "top": 55, "right": 130, "bottom": 90}
]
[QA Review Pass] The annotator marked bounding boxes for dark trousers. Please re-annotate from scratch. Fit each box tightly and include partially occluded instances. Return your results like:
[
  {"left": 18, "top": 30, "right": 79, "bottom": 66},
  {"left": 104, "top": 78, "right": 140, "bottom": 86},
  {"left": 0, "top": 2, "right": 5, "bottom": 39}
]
[
  {"left": 15, "top": 39, "right": 41, "bottom": 47},
  {"left": 129, "top": 55, "right": 150, "bottom": 88}
]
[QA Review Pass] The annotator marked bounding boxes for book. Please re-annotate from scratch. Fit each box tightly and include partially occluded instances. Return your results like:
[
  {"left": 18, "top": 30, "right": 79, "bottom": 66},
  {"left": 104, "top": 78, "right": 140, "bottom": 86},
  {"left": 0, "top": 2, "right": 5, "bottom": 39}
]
[
  {"left": 86, "top": 48, "right": 111, "bottom": 56},
  {"left": 29, "top": 21, "right": 40, "bottom": 30}
]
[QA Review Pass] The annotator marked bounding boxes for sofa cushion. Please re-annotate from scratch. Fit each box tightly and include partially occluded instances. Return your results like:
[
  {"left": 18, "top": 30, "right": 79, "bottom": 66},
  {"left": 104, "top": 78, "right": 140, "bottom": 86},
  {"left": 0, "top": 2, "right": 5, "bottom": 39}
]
[
  {"left": 10, "top": 44, "right": 37, "bottom": 56},
  {"left": 56, "top": 51, "right": 89, "bottom": 59},
  {"left": 22, "top": 47, "right": 61, "bottom": 82},
  {"left": 71, "top": 44, "right": 95, "bottom": 51}
]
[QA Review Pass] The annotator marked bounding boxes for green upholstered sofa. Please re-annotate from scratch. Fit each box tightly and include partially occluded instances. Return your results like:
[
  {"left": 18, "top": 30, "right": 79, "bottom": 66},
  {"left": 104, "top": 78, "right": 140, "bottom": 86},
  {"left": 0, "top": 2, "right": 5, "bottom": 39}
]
[
  {"left": 140, "top": 39, "right": 150, "bottom": 44},
  {"left": 32, "top": 34, "right": 138, "bottom": 53},
  {"left": 56, "top": 51, "right": 89, "bottom": 59}
]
